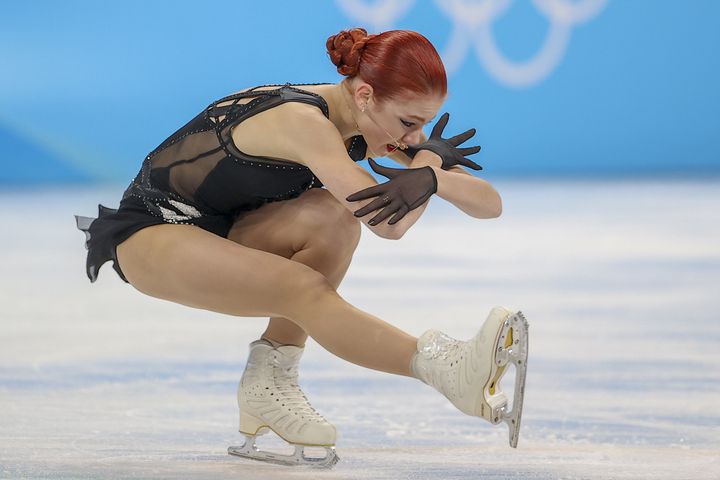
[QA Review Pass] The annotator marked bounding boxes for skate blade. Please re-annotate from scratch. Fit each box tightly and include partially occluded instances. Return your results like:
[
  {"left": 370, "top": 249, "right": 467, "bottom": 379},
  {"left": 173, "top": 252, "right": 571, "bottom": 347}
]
[
  {"left": 495, "top": 311, "right": 529, "bottom": 448},
  {"left": 228, "top": 434, "right": 339, "bottom": 469}
]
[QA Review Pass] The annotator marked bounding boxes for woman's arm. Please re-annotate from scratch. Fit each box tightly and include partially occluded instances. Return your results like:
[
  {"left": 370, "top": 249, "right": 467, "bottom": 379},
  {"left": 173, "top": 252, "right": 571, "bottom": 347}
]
[
  {"left": 291, "top": 109, "right": 422, "bottom": 239},
  {"left": 422, "top": 157, "right": 502, "bottom": 218}
]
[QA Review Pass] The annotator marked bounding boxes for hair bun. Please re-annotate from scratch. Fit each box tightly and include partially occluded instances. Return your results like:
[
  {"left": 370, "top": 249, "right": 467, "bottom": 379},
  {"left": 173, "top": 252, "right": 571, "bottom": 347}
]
[{"left": 326, "top": 28, "right": 374, "bottom": 77}]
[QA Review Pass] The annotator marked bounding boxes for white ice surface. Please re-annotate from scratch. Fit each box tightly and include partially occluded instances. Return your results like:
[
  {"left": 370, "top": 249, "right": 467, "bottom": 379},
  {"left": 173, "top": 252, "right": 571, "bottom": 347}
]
[{"left": 1, "top": 179, "right": 719, "bottom": 479}]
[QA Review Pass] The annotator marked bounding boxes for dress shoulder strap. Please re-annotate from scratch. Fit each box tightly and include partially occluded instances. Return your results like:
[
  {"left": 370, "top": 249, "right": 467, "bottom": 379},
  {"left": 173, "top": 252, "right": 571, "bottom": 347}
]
[
  {"left": 207, "top": 83, "right": 331, "bottom": 120},
  {"left": 208, "top": 84, "right": 332, "bottom": 167}
]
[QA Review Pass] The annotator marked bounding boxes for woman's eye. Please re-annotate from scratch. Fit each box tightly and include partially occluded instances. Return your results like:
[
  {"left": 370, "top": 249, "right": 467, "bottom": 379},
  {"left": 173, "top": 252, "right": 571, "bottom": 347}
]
[{"left": 401, "top": 119, "right": 414, "bottom": 128}]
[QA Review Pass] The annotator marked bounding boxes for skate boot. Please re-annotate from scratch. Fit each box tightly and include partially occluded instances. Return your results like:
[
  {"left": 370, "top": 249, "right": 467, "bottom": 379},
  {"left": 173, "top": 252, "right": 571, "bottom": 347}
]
[
  {"left": 228, "top": 339, "right": 338, "bottom": 468},
  {"left": 411, "top": 306, "right": 529, "bottom": 447}
]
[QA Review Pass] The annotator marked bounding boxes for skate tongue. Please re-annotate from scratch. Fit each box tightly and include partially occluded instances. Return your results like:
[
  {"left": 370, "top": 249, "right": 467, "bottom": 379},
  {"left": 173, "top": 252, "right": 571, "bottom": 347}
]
[{"left": 274, "top": 345, "right": 304, "bottom": 366}]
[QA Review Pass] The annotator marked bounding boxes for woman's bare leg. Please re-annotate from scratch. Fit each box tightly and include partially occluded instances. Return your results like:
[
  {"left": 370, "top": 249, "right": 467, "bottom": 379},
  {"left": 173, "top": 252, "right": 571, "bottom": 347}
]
[
  {"left": 116, "top": 219, "right": 417, "bottom": 377},
  {"left": 226, "top": 188, "right": 361, "bottom": 347}
]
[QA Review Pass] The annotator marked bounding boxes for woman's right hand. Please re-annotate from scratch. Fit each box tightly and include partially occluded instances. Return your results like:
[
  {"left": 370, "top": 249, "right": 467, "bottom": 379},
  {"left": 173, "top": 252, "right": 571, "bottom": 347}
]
[
  {"left": 402, "top": 112, "right": 483, "bottom": 171},
  {"left": 345, "top": 159, "right": 437, "bottom": 225}
]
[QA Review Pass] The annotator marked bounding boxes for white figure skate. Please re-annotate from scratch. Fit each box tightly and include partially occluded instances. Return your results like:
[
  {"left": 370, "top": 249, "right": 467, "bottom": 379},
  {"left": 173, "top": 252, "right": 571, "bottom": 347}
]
[
  {"left": 228, "top": 340, "right": 338, "bottom": 468},
  {"left": 412, "top": 306, "right": 529, "bottom": 447}
]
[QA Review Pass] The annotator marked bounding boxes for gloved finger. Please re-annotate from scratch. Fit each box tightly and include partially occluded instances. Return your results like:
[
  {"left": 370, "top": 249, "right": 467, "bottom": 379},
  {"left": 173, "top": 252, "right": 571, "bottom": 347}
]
[
  {"left": 346, "top": 183, "right": 385, "bottom": 202},
  {"left": 352, "top": 194, "right": 394, "bottom": 217},
  {"left": 387, "top": 204, "right": 410, "bottom": 225},
  {"left": 368, "top": 158, "right": 402, "bottom": 179},
  {"left": 446, "top": 128, "right": 476, "bottom": 147},
  {"left": 430, "top": 112, "right": 450, "bottom": 138},
  {"left": 368, "top": 200, "right": 403, "bottom": 225},
  {"left": 456, "top": 145, "right": 481, "bottom": 156},
  {"left": 459, "top": 157, "right": 483, "bottom": 170}
]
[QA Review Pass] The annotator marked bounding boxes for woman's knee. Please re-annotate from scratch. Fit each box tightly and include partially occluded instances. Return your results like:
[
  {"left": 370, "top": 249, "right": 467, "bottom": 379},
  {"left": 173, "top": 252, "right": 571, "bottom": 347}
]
[{"left": 279, "top": 260, "right": 339, "bottom": 318}]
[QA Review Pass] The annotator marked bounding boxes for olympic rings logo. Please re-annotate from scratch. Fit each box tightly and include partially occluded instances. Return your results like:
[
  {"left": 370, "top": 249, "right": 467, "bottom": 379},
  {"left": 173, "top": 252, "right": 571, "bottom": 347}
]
[{"left": 335, "top": 0, "right": 609, "bottom": 88}]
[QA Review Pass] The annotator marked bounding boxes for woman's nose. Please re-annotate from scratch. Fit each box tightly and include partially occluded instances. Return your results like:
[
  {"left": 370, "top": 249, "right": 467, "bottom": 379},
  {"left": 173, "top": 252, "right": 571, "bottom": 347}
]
[{"left": 402, "top": 129, "right": 422, "bottom": 146}]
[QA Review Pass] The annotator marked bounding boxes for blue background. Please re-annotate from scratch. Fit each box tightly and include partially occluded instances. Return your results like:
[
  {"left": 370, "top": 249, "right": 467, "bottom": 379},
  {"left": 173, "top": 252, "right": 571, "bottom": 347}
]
[{"left": 1, "top": 0, "right": 719, "bottom": 185}]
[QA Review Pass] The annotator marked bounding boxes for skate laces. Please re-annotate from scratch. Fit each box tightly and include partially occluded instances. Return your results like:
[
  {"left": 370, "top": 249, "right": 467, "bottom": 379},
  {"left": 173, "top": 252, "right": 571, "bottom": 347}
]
[{"left": 271, "top": 358, "right": 327, "bottom": 422}]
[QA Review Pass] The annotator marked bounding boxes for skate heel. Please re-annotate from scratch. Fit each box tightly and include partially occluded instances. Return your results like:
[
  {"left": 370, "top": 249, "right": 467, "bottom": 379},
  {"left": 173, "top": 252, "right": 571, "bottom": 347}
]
[
  {"left": 232, "top": 412, "right": 339, "bottom": 468},
  {"left": 239, "top": 411, "right": 270, "bottom": 436}
]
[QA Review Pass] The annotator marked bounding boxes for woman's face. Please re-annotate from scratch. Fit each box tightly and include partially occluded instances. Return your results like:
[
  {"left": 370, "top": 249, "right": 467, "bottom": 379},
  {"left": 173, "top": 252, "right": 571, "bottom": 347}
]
[{"left": 355, "top": 86, "right": 445, "bottom": 157}]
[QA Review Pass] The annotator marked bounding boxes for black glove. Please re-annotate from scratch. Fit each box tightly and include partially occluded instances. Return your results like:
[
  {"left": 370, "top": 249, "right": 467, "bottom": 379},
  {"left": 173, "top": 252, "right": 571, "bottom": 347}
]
[
  {"left": 346, "top": 158, "right": 437, "bottom": 225},
  {"left": 403, "top": 112, "right": 482, "bottom": 171}
]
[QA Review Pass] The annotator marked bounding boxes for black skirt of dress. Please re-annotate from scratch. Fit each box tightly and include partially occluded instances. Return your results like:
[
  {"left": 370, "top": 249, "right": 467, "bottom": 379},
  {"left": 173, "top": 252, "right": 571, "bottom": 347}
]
[{"left": 75, "top": 195, "right": 234, "bottom": 283}]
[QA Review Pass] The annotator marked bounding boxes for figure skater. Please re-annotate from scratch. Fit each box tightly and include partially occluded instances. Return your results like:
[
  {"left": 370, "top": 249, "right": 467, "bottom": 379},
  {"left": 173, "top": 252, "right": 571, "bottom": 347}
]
[{"left": 75, "top": 28, "right": 529, "bottom": 468}]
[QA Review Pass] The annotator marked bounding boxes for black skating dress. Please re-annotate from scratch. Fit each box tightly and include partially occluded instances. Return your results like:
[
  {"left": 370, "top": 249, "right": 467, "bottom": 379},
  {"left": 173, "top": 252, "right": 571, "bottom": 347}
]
[{"left": 75, "top": 83, "right": 368, "bottom": 283}]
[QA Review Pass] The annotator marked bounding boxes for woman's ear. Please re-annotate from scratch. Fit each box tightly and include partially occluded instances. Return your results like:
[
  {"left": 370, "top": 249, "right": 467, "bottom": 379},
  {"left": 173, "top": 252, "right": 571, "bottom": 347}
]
[{"left": 354, "top": 82, "right": 373, "bottom": 108}]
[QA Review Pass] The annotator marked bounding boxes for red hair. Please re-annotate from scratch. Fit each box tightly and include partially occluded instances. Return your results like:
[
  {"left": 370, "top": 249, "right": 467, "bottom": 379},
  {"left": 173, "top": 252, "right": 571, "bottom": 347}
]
[{"left": 326, "top": 28, "right": 447, "bottom": 102}]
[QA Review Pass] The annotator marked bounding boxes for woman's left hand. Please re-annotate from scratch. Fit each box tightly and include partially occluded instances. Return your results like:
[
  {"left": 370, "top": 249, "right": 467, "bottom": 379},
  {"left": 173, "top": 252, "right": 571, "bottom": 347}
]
[
  {"left": 402, "top": 112, "right": 482, "bottom": 171},
  {"left": 346, "top": 159, "right": 437, "bottom": 225}
]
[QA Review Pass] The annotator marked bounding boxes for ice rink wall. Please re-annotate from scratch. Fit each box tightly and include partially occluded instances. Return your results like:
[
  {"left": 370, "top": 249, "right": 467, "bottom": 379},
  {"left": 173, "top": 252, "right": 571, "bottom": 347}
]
[{"left": 1, "top": 0, "right": 719, "bottom": 184}]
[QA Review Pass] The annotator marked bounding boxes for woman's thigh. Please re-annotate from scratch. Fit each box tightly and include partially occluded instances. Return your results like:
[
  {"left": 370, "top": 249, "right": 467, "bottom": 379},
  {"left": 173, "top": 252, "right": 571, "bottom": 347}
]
[
  {"left": 227, "top": 188, "right": 360, "bottom": 257},
  {"left": 115, "top": 223, "right": 334, "bottom": 320}
]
